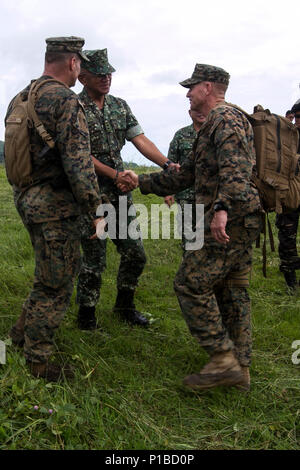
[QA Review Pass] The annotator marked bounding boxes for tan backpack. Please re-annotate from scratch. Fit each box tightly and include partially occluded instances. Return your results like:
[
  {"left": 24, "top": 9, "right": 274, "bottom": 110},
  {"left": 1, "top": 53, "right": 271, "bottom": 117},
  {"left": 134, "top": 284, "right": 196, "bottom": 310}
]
[
  {"left": 227, "top": 103, "right": 300, "bottom": 276},
  {"left": 229, "top": 103, "right": 300, "bottom": 214},
  {"left": 4, "top": 79, "right": 65, "bottom": 189}
]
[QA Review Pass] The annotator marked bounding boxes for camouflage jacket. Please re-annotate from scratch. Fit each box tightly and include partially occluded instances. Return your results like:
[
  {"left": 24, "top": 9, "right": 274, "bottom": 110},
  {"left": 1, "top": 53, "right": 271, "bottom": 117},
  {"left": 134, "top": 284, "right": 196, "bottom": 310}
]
[
  {"left": 139, "top": 103, "right": 262, "bottom": 245},
  {"left": 5, "top": 76, "right": 101, "bottom": 224},
  {"left": 79, "top": 88, "right": 143, "bottom": 201},
  {"left": 167, "top": 124, "right": 197, "bottom": 202}
]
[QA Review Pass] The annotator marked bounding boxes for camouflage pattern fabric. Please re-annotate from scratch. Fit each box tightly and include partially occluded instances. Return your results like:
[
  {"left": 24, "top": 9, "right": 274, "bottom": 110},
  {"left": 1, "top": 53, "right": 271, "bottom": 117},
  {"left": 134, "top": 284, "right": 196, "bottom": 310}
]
[
  {"left": 81, "top": 49, "right": 116, "bottom": 75},
  {"left": 45, "top": 36, "right": 89, "bottom": 61},
  {"left": 21, "top": 217, "right": 80, "bottom": 363},
  {"left": 76, "top": 196, "right": 146, "bottom": 307},
  {"left": 78, "top": 88, "right": 143, "bottom": 202},
  {"left": 180, "top": 64, "right": 230, "bottom": 88},
  {"left": 6, "top": 76, "right": 101, "bottom": 363},
  {"left": 6, "top": 76, "right": 101, "bottom": 224},
  {"left": 167, "top": 124, "right": 196, "bottom": 202},
  {"left": 139, "top": 103, "right": 262, "bottom": 364},
  {"left": 275, "top": 207, "right": 300, "bottom": 273},
  {"left": 76, "top": 88, "right": 146, "bottom": 307},
  {"left": 167, "top": 124, "right": 197, "bottom": 250}
]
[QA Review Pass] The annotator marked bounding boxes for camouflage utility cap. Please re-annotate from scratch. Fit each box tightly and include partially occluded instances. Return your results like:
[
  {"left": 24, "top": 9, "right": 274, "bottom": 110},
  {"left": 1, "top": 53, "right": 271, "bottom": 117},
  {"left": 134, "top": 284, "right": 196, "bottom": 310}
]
[
  {"left": 180, "top": 64, "right": 230, "bottom": 88},
  {"left": 81, "top": 49, "right": 116, "bottom": 75},
  {"left": 45, "top": 36, "right": 89, "bottom": 61}
]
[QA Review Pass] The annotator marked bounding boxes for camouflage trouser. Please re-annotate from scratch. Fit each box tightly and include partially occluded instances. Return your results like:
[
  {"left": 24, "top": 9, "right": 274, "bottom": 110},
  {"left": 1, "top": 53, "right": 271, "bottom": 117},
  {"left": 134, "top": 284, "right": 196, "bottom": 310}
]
[
  {"left": 174, "top": 240, "right": 256, "bottom": 367},
  {"left": 22, "top": 217, "right": 81, "bottom": 363},
  {"left": 275, "top": 207, "right": 300, "bottom": 273},
  {"left": 177, "top": 199, "right": 196, "bottom": 251},
  {"left": 76, "top": 196, "right": 146, "bottom": 307}
]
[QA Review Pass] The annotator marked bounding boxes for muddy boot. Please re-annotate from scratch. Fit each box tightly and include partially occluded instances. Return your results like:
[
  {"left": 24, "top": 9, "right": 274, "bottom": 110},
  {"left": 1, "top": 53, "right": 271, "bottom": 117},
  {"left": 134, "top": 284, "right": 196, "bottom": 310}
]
[
  {"left": 9, "top": 310, "right": 26, "bottom": 347},
  {"left": 77, "top": 306, "right": 99, "bottom": 330},
  {"left": 27, "top": 361, "right": 74, "bottom": 382},
  {"left": 114, "top": 289, "right": 149, "bottom": 327},
  {"left": 234, "top": 366, "right": 250, "bottom": 392},
  {"left": 183, "top": 350, "right": 243, "bottom": 390}
]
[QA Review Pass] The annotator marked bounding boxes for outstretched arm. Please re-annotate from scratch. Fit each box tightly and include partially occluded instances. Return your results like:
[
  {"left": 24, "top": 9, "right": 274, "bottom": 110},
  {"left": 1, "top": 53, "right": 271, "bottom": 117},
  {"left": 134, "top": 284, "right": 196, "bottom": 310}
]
[{"left": 131, "top": 134, "right": 179, "bottom": 170}]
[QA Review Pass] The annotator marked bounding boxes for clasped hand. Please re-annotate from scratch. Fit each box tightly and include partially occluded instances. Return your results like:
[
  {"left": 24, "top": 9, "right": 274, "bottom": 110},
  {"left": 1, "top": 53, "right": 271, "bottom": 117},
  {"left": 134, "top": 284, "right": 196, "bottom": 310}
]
[{"left": 116, "top": 170, "right": 139, "bottom": 192}]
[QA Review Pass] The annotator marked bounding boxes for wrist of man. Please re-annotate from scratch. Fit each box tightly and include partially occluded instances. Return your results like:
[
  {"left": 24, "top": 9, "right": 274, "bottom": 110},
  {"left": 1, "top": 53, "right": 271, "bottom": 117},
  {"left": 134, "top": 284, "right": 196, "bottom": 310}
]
[
  {"left": 113, "top": 170, "right": 119, "bottom": 184},
  {"left": 213, "top": 202, "right": 228, "bottom": 213},
  {"left": 162, "top": 159, "right": 172, "bottom": 170}
]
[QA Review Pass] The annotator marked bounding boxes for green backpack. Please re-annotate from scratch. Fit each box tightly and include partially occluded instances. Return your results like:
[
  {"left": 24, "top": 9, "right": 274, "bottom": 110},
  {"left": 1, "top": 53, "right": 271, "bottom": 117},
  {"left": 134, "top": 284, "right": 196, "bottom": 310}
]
[{"left": 4, "top": 79, "right": 65, "bottom": 189}]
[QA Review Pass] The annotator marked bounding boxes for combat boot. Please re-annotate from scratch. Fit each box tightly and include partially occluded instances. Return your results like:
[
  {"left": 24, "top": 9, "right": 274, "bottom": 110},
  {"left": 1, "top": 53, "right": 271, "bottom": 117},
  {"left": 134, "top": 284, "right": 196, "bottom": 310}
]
[
  {"left": 77, "top": 305, "right": 99, "bottom": 330},
  {"left": 234, "top": 366, "right": 250, "bottom": 392},
  {"left": 9, "top": 310, "right": 26, "bottom": 347},
  {"left": 183, "top": 350, "right": 243, "bottom": 390},
  {"left": 114, "top": 289, "right": 149, "bottom": 327},
  {"left": 283, "top": 271, "right": 297, "bottom": 293},
  {"left": 27, "top": 361, "right": 74, "bottom": 382}
]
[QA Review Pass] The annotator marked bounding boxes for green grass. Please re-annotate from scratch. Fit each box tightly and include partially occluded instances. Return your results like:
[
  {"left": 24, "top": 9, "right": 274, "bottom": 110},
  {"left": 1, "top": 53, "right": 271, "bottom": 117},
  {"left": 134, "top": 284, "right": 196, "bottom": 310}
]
[{"left": 0, "top": 165, "right": 300, "bottom": 450}]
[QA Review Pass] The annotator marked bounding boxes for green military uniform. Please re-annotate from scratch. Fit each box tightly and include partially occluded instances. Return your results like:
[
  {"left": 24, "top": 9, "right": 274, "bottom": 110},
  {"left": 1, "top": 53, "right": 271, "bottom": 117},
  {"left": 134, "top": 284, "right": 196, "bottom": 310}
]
[
  {"left": 138, "top": 65, "right": 262, "bottom": 367},
  {"left": 76, "top": 49, "right": 146, "bottom": 309},
  {"left": 275, "top": 117, "right": 300, "bottom": 289},
  {"left": 167, "top": 124, "right": 197, "bottom": 249},
  {"left": 6, "top": 37, "right": 101, "bottom": 364}
]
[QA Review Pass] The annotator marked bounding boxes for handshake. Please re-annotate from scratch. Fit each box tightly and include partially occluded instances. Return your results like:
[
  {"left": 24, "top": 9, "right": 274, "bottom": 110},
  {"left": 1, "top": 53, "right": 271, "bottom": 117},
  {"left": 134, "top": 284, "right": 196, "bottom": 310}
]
[{"left": 115, "top": 170, "right": 139, "bottom": 192}]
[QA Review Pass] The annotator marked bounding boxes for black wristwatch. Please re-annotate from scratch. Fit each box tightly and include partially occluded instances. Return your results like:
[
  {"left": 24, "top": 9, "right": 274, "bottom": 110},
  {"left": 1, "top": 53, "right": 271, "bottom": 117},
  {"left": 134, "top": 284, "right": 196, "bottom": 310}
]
[
  {"left": 213, "top": 202, "right": 228, "bottom": 212},
  {"left": 162, "top": 160, "right": 172, "bottom": 170}
]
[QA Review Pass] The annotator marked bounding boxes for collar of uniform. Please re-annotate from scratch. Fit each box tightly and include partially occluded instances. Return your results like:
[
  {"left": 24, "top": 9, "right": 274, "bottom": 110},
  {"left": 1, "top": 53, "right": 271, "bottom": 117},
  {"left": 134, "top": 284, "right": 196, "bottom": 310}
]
[{"left": 80, "top": 87, "right": 111, "bottom": 111}]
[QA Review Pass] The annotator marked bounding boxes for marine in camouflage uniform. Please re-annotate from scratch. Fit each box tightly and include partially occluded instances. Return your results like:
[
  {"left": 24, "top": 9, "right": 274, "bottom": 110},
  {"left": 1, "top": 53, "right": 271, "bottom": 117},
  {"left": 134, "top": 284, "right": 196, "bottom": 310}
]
[
  {"left": 165, "top": 110, "right": 205, "bottom": 249},
  {"left": 76, "top": 49, "right": 170, "bottom": 329},
  {"left": 6, "top": 37, "right": 101, "bottom": 380},
  {"left": 275, "top": 103, "right": 300, "bottom": 291},
  {"left": 136, "top": 64, "right": 262, "bottom": 391}
]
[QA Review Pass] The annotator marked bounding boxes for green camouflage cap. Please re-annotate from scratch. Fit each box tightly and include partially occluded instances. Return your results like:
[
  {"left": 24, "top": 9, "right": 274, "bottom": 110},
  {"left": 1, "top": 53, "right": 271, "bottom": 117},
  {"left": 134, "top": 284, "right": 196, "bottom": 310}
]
[
  {"left": 80, "top": 49, "right": 116, "bottom": 75},
  {"left": 45, "top": 36, "right": 89, "bottom": 61},
  {"left": 180, "top": 64, "right": 230, "bottom": 88}
]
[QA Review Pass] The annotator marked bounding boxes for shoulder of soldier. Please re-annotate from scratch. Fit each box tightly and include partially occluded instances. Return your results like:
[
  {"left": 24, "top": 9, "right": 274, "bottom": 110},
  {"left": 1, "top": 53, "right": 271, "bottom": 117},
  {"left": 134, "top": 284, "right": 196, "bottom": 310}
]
[
  {"left": 106, "top": 94, "right": 129, "bottom": 109},
  {"left": 208, "top": 103, "right": 248, "bottom": 124},
  {"left": 37, "top": 78, "right": 77, "bottom": 102},
  {"left": 173, "top": 124, "right": 194, "bottom": 139}
]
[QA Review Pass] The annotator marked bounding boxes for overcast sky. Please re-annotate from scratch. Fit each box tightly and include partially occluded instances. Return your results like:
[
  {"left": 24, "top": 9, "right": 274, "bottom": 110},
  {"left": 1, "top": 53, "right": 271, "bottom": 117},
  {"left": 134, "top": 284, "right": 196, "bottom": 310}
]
[{"left": 1, "top": 0, "right": 299, "bottom": 164}]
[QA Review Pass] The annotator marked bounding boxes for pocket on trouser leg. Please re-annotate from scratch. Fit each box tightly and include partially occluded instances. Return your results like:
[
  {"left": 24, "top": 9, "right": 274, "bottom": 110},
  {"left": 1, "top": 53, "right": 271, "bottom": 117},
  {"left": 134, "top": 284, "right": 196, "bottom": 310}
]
[{"left": 35, "top": 221, "right": 80, "bottom": 290}]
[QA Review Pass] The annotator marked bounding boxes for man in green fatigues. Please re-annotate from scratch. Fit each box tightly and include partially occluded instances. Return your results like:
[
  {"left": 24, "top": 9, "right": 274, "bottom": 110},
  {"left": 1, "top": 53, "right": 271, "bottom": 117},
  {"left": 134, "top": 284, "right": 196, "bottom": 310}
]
[
  {"left": 6, "top": 37, "right": 102, "bottom": 381},
  {"left": 121, "top": 64, "right": 262, "bottom": 392},
  {"left": 76, "top": 49, "right": 174, "bottom": 330},
  {"left": 275, "top": 103, "right": 300, "bottom": 291},
  {"left": 164, "top": 109, "right": 205, "bottom": 249}
]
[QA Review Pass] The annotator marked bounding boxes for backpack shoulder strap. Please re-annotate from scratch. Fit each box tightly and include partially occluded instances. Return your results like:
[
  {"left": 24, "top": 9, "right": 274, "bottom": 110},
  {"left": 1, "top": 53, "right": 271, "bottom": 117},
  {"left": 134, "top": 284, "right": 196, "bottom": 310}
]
[{"left": 27, "top": 79, "right": 69, "bottom": 149}]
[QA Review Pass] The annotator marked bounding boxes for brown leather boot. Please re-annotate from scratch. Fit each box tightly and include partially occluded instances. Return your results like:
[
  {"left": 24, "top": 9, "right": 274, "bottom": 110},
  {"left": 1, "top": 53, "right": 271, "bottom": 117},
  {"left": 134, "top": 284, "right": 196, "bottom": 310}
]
[
  {"left": 234, "top": 366, "right": 250, "bottom": 392},
  {"left": 183, "top": 350, "right": 243, "bottom": 390},
  {"left": 9, "top": 310, "right": 26, "bottom": 347},
  {"left": 27, "top": 361, "right": 74, "bottom": 382}
]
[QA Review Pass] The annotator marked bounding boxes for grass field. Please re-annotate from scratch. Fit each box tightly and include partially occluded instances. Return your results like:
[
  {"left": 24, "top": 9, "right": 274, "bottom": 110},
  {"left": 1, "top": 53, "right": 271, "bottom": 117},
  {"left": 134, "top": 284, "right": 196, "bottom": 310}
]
[{"left": 0, "top": 165, "right": 300, "bottom": 450}]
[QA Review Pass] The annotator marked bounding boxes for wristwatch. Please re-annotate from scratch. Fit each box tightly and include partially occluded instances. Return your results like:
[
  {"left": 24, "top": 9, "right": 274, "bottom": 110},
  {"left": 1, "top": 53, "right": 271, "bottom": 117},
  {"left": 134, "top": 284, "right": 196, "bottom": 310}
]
[
  {"left": 162, "top": 160, "right": 172, "bottom": 170},
  {"left": 213, "top": 202, "right": 228, "bottom": 212}
]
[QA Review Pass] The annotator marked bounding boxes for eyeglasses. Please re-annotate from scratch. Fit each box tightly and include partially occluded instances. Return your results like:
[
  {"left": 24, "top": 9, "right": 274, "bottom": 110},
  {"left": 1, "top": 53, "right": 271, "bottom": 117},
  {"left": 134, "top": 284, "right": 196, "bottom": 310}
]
[{"left": 294, "top": 114, "right": 300, "bottom": 119}]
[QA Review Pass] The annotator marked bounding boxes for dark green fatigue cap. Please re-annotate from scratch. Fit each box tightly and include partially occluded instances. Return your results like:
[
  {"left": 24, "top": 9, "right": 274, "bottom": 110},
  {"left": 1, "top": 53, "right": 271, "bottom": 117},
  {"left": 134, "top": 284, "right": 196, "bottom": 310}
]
[
  {"left": 180, "top": 64, "right": 230, "bottom": 88},
  {"left": 80, "top": 49, "right": 116, "bottom": 75},
  {"left": 45, "top": 36, "right": 89, "bottom": 61}
]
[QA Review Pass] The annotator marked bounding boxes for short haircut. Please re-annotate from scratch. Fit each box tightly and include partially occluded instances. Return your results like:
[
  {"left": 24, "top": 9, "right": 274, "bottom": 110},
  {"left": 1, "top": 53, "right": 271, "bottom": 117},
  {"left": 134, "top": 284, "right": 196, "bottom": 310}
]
[
  {"left": 285, "top": 110, "right": 293, "bottom": 116},
  {"left": 45, "top": 51, "right": 79, "bottom": 64},
  {"left": 212, "top": 81, "right": 228, "bottom": 94}
]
